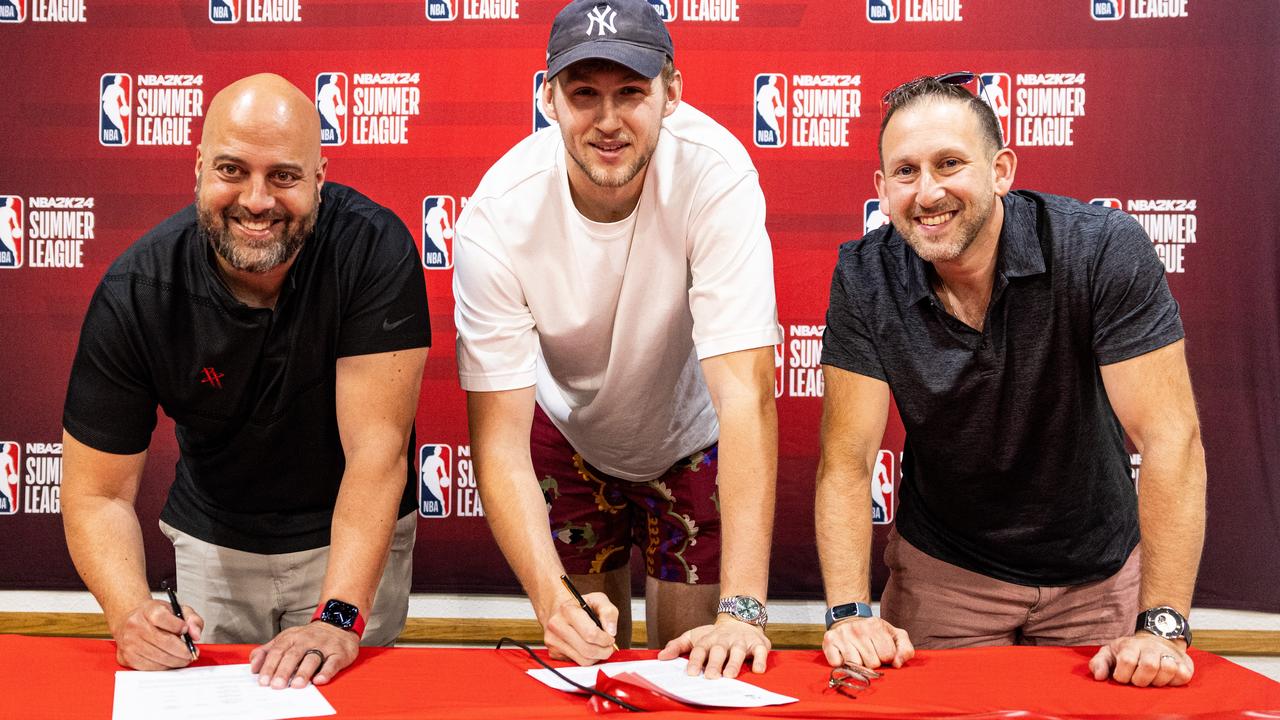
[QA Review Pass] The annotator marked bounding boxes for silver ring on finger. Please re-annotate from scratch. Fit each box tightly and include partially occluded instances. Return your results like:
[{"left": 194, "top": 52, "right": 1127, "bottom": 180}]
[
  {"left": 303, "top": 648, "right": 327, "bottom": 666},
  {"left": 1160, "top": 654, "right": 1176, "bottom": 663}
]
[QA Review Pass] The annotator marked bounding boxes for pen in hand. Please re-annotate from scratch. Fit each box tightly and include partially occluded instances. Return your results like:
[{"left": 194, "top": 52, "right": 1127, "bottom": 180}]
[
  {"left": 161, "top": 579, "right": 199, "bottom": 661},
  {"left": 560, "top": 574, "right": 620, "bottom": 652}
]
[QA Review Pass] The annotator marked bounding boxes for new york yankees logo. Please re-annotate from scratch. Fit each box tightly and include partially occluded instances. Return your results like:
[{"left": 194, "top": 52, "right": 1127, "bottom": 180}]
[{"left": 586, "top": 4, "right": 617, "bottom": 35}]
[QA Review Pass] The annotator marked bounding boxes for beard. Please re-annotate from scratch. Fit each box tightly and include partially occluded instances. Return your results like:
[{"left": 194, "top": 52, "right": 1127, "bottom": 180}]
[
  {"left": 565, "top": 132, "right": 656, "bottom": 189},
  {"left": 895, "top": 191, "right": 996, "bottom": 264},
  {"left": 196, "top": 179, "right": 318, "bottom": 274}
]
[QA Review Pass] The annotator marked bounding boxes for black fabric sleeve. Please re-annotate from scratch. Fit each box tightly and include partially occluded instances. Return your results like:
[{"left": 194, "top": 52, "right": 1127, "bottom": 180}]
[
  {"left": 336, "top": 208, "right": 432, "bottom": 358},
  {"left": 62, "top": 279, "right": 159, "bottom": 455},
  {"left": 821, "top": 246, "right": 887, "bottom": 381},
  {"left": 1090, "top": 211, "right": 1185, "bottom": 365}
]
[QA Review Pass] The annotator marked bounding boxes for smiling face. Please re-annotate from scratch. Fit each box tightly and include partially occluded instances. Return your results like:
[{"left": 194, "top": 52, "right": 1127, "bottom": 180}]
[
  {"left": 195, "top": 74, "right": 326, "bottom": 274},
  {"left": 544, "top": 59, "right": 680, "bottom": 213},
  {"left": 874, "top": 98, "right": 1015, "bottom": 264}
]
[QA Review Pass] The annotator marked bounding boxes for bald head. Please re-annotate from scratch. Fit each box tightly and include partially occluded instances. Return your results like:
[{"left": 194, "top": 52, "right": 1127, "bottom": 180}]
[
  {"left": 195, "top": 74, "right": 327, "bottom": 278},
  {"left": 201, "top": 73, "right": 321, "bottom": 164}
]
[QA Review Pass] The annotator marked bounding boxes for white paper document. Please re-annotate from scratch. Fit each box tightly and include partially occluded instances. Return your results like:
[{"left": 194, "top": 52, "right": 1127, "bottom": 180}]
[
  {"left": 527, "top": 657, "right": 797, "bottom": 708},
  {"left": 113, "top": 663, "right": 336, "bottom": 720}
]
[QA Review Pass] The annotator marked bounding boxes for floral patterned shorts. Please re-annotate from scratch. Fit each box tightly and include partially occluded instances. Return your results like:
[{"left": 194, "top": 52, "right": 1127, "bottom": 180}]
[{"left": 531, "top": 405, "right": 721, "bottom": 585}]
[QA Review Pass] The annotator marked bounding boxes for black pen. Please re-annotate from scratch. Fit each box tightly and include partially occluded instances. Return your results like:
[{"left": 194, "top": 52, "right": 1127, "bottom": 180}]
[
  {"left": 161, "top": 579, "right": 199, "bottom": 661},
  {"left": 559, "top": 574, "right": 620, "bottom": 652}
]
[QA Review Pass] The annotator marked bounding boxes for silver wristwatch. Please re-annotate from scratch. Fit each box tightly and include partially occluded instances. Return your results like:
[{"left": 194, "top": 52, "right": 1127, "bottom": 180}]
[{"left": 717, "top": 595, "right": 768, "bottom": 631}]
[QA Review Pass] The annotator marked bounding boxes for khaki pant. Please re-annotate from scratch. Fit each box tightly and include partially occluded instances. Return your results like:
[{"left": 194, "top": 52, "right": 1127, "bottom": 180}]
[
  {"left": 880, "top": 529, "right": 1140, "bottom": 648},
  {"left": 159, "top": 512, "right": 416, "bottom": 647}
]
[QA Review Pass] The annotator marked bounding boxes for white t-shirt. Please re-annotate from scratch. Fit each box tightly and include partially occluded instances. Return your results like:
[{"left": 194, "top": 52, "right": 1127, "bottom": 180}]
[{"left": 454, "top": 103, "right": 781, "bottom": 481}]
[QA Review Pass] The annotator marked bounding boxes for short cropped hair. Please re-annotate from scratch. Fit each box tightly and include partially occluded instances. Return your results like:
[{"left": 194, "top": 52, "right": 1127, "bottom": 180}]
[{"left": 878, "top": 76, "right": 1003, "bottom": 164}]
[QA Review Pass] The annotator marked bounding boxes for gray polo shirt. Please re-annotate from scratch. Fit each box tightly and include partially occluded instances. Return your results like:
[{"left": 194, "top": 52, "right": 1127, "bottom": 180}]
[{"left": 822, "top": 190, "right": 1184, "bottom": 586}]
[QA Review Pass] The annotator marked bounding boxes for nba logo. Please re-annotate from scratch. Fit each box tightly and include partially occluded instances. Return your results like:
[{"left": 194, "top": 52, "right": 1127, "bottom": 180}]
[
  {"left": 871, "top": 449, "right": 895, "bottom": 524},
  {"left": 647, "top": 0, "right": 675, "bottom": 21},
  {"left": 0, "top": 0, "right": 25, "bottom": 22},
  {"left": 0, "top": 442, "right": 19, "bottom": 515},
  {"left": 209, "top": 0, "right": 239, "bottom": 23},
  {"left": 773, "top": 323, "right": 785, "bottom": 398},
  {"left": 753, "top": 74, "right": 787, "bottom": 148},
  {"left": 425, "top": 0, "right": 457, "bottom": 21},
  {"left": 867, "top": 0, "right": 898, "bottom": 23},
  {"left": 1091, "top": 198, "right": 1123, "bottom": 209},
  {"left": 1091, "top": 0, "right": 1123, "bottom": 20},
  {"left": 315, "top": 73, "right": 348, "bottom": 147},
  {"left": 863, "top": 199, "right": 890, "bottom": 236},
  {"left": 99, "top": 74, "right": 132, "bottom": 147},
  {"left": 422, "top": 196, "right": 455, "bottom": 270},
  {"left": 0, "top": 196, "right": 23, "bottom": 269},
  {"left": 533, "top": 71, "right": 555, "bottom": 133},
  {"left": 419, "top": 444, "right": 453, "bottom": 518},
  {"left": 978, "top": 73, "right": 1012, "bottom": 147}
]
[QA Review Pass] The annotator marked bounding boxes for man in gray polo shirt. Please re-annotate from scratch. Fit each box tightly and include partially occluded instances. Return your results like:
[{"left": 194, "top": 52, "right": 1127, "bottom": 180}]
[{"left": 814, "top": 74, "right": 1206, "bottom": 688}]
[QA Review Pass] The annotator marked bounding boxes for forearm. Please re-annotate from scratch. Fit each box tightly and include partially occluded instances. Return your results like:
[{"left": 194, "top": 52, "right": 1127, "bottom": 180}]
[
  {"left": 815, "top": 462, "right": 873, "bottom": 606},
  {"left": 475, "top": 448, "right": 570, "bottom": 622},
  {"left": 715, "top": 394, "right": 777, "bottom": 600},
  {"left": 321, "top": 453, "right": 407, "bottom": 613},
  {"left": 63, "top": 493, "right": 151, "bottom": 631},
  {"left": 1135, "top": 427, "right": 1207, "bottom": 615}
]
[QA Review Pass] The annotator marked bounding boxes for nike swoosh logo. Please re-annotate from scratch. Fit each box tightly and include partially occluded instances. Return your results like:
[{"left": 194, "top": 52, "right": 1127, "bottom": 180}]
[{"left": 382, "top": 314, "right": 414, "bottom": 331}]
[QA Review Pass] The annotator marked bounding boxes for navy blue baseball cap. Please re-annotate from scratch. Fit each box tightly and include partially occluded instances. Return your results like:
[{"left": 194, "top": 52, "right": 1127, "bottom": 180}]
[{"left": 546, "top": 0, "right": 674, "bottom": 80}]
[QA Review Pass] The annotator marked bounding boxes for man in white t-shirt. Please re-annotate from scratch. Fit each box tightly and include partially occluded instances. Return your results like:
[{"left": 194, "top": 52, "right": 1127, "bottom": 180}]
[{"left": 454, "top": 0, "right": 781, "bottom": 681}]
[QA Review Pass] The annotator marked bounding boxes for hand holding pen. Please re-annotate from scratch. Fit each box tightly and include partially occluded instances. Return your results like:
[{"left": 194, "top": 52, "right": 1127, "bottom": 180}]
[
  {"left": 541, "top": 574, "right": 619, "bottom": 665},
  {"left": 109, "top": 581, "right": 205, "bottom": 671}
]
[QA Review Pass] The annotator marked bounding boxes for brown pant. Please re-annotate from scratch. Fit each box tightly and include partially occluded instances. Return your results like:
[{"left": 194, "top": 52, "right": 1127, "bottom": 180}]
[
  {"left": 159, "top": 512, "right": 416, "bottom": 647},
  {"left": 881, "top": 530, "right": 1140, "bottom": 648}
]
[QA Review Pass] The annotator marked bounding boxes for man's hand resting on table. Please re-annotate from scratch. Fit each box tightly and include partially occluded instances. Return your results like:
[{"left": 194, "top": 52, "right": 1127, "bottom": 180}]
[
  {"left": 1090, "top": 632, "right": 1194, "bottom": 687},
  {"left": 658, "top": 614, "right": 771, "bottom": 680},
  {"left": 250, "top": 621, "right": 359, "bottom": 689}
]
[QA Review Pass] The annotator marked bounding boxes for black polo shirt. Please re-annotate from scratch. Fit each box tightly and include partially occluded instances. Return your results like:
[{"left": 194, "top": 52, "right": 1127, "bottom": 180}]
[
  {"left": 822, "top": 190, "right": 1183, "bottom": 586},
  {"left": 64, "top": 182, "right": 430, "bottom": 554}
]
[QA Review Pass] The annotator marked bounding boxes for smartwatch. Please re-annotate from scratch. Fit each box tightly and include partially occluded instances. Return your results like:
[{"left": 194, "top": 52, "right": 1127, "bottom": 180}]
[
  {"left": 1136, "top": 606, "right": 1191, "bottom": 646},
  {"left": 312, "top": 598, "right": 366, "bottom": 638},
  {"left": 825, "top": 601, "right": 874, "bottom": 630}
]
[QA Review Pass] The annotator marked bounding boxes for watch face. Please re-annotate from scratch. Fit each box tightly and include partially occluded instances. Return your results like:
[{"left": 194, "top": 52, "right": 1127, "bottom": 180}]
[
  {"left": 734, "top": 596, "right": 762, "bottom": 621},
  {"left": 323, "top": 599, "right": 358, "bottom": 629},
  {"left": 1153, "top": 610, "right": 1183, "bottom": 635}
]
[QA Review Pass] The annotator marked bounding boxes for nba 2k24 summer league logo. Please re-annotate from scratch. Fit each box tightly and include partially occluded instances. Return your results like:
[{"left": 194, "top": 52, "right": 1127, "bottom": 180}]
[
  {"left": 977, "top": 72, "right": 1087, "bottom": 148},
  {"left": 779, "top": 324, "right": 824, "bottom": 398},
  {"left": 0, "top": 195, "right": 95, "bottom": 269},
  {"left": 422, "top": 195, "right": 457, "bottom": 270},
  {"left": 210, "top": 0, "right": 301, "bottom": 23},
  {"left": 753, "top": 73, "right": 861, "bottom": 148},
  {"left": 1090, "top": 196, "right": 1198, "bottom": 274},
  {"left": 867, "top": 0, "right": 963, "bottom": 23},
  {"left": 0, "top": 441, "right": 63, "bottom": 515},
  {"left": 871, "top": 450, "right": 895, "bottom": 524},
  {"left": 0, "top": 0, "right": 86, "bottom": 22},
  {"left": 1091, "top": 0, "right": 1188, "bottom": 20},
  {"left": 419, "top": 444, "right": 484, "bottom": 518},
  {"left": 425, "top": 0, "right": 519, "bottom": 21},
  {"left": 318, "top": 72, "right": 420, "bottom": 145},
  {"left": 100, "top": 74, "right": 205, "bottom": 147}
]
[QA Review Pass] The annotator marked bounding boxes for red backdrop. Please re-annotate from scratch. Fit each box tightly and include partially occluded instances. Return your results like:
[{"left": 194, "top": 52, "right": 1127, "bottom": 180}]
[{"left": 0, "top": 0, "right": 1276, "bottom": 613}]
